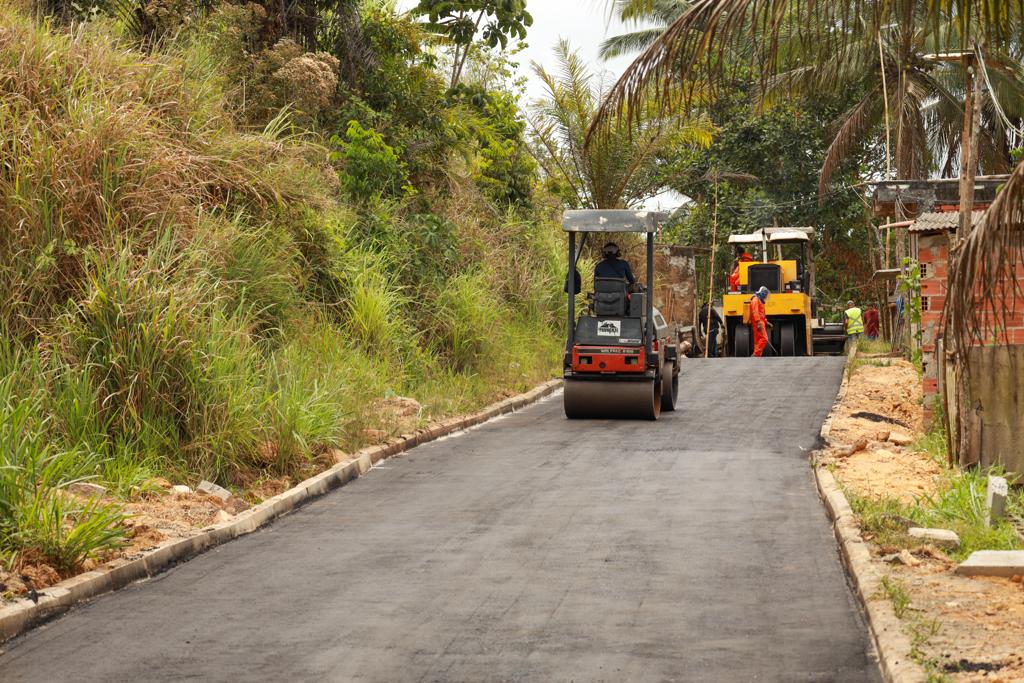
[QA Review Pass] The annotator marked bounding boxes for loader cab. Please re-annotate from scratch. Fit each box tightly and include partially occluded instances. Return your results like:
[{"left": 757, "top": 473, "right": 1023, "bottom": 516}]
[{"left": 728, "top": 228, "right": 813, "bottom": 295}]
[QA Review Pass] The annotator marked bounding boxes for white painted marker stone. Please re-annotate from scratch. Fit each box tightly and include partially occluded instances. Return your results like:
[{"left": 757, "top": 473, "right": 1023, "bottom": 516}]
[{"left": 987, "top": 475, "right": 1008, "bottom": 526}]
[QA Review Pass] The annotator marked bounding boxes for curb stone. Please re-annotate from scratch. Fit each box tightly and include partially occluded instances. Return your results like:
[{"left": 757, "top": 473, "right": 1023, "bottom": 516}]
[
  {"left": 0, "top": 378, "right": 563, "bottom": 644},
  {"left": 813, "top": 347, "right": 926, "bottom": 683}
]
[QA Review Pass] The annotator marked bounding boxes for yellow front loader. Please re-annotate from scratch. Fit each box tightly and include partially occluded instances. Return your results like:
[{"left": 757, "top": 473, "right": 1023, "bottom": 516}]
[{"left": 723, "top": 228, "right": 816, "bottom": 356}]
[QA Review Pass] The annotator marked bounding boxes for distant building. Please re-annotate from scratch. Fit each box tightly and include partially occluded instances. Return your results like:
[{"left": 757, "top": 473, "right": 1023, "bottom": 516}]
[{"left": 871, "top": 176, "right": 1024, "bottom": 473}]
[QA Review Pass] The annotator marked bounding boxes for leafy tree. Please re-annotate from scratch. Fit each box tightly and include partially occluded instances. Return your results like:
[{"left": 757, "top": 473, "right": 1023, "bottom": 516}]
[
  {"left": 331, "top": 120, "right": 411, "bottom": 200},
  {"left": 527, "top": 40, "right": 713, "bottom": 209},
  {"left": 413, "top": 0, "right": 532, "bottom": 89},
  {"left": 663, "top": 75, "right": 873, "bottom": 309}
]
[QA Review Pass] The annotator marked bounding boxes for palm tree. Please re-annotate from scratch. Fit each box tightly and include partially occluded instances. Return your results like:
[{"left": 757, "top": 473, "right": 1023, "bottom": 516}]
[
  {"left": 599, "top": 0, "right": 689, "bottom": 61},
  {"left": 591, "top": 0, "right": 1022, "bottom": 135},
  {"left": 763, "top": 10, "right": 1024, "bottom": 192},
  {"left": 527, "top": 39, "right": 714, "bottom": 209},
  {"left": 597, "top": 0, "right": 1024, "bottom": 193}
]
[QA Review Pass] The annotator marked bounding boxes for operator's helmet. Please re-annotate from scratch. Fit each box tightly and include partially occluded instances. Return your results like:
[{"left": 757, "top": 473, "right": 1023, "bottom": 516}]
[
  {"left": 602, "top": 242, "right": 620, "bottom": 258},
  {"left": 847, "top": 299, "right": 855, "bottom": 307},
  {"left": 756, "top": 286, "right": 770, "bottom": 302}
]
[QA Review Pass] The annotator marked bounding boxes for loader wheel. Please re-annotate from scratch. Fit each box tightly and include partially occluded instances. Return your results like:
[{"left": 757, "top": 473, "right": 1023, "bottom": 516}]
[
  {"left": 732, "top": 325, "right": 751, "bottom": 357},
  {"left": 780, "top": 322, "right": 796, "bottom": 356},
  {"left": 660, "top": 361, "right": 678, "bottom": 412}
]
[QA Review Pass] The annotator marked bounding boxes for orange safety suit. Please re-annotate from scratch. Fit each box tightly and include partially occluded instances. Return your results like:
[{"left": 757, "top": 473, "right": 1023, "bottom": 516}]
[
  {"left": 750, "top": 295, "right": 769, "bottom": 357},
  {"left": 728, "top": 252, "right": 754, "bottom": 291}
]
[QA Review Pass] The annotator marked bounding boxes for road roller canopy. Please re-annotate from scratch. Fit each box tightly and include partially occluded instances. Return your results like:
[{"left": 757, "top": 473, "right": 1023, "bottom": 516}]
[
  {"left": 562, "top": 210, "right": 669, "bottom": 233},
  {"left": 728, "top": 227, "right": 813, "bottom": 245}
]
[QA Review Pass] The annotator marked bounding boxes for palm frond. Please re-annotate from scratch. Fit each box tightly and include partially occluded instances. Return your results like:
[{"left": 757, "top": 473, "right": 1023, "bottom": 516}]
[
  {"left": 590, "top": 0, "right": 1021, "bottom": 140},
  {"left": 819, "top": 85, "right": 882, "bottom": 194},
  {"left": 599, "top": 29, "right": 667, "bottom": 61},
  {"left": 946, "top": 157, "right": 1024, "bottom": 354}
]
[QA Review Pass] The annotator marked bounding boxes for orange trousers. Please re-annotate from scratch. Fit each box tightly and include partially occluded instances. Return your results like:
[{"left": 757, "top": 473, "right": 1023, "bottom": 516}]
[{"left": 753, "top": 323, "right": 768, "bottom": 357}]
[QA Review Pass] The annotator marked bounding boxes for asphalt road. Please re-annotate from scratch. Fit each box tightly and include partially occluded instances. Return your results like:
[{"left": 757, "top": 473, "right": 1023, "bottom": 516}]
[{"left": 1, "top": 357, "right": 880, "bottom": 682}]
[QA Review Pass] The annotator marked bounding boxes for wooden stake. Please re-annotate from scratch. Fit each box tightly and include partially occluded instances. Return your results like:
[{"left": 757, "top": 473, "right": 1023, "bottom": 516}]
[{"left": 704, "top": 175, "right": 720, "bottom": 358}]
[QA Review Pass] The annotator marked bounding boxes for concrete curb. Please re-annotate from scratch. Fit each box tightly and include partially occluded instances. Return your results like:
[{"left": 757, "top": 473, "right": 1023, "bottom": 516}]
[
  {"left": 818, "top": 345, "right": 856, "bottom": 445},
  {"left": 813, "top": 347, "right": 926, "bottom": 683},
  {"left": 0, "top": 379, "right": 563, "bottom": 644},
  {"left": 814, "top": 468, "right": 925, "bottom": 683}
]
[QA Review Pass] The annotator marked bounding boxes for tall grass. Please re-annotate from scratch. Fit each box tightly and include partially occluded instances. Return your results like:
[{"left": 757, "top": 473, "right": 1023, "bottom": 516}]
[
  {"left": 0, "top": 346, "right": 126, "bottom": 572},
  {"left": 0, "top": 5, "right": 562, "bottom": 574}
]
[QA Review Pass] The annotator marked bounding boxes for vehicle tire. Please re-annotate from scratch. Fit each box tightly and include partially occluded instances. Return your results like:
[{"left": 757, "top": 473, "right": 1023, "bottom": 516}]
[
  {"left": 661, "top": 361, "right": 678, "bottom": 411},
  {"left": 733, "top": 325, "right": 751, "bottom": 357},
  {"left": 780, "top": 322, "right": 796, "bottom": 356}
]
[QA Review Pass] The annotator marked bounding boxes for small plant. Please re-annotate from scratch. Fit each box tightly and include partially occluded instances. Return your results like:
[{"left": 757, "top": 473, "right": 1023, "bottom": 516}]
[
  {"left": 898, "top": 258, "right": 924, "bottom": 352},
  {"left": 880, "top": 574, "right": 911, "bottom": 618}
]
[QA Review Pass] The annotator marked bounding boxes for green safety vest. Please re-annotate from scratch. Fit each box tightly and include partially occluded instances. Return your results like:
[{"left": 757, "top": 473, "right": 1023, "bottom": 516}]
[{"left": 845, "top": 307, "right": 864, "bottom": 335}]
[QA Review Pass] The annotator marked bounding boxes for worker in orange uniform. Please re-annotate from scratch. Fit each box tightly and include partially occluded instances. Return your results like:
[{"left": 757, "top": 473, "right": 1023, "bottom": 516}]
[
  {"left": 728, "top": 245, "right": 755, "bottom": 291},
  {"left": 750, "top": 286, "right": 772, "bottom": 357}
]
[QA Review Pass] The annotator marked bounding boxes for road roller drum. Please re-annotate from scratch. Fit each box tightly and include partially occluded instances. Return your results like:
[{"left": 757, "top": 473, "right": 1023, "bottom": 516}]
[{"left": 563, "top": 378, "right": 662, "bottom": 420}]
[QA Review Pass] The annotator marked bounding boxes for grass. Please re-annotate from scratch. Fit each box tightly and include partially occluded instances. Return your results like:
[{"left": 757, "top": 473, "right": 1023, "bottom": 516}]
[
  {"left": 879, "top": 574, "right": 911, "bottom": 618},
  {"left": 857, "top": 338, "right": 893, "bottom": 355},
  {"left": 848, "top": 465, "right": 1024, "bottom": 562},
  {"left": 0, "top": 5, "right": 563, "bottom": 576}
]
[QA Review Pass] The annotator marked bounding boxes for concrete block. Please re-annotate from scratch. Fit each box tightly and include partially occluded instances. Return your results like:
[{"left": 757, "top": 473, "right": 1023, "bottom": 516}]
[
  {"left": 908, "top": 527, "right": 961, "bottom": 548},
  {"left": 955, "top": 550, "right": 1024, "bottom": 577},
  {"left": 197, "top": 480, "right": 231, "bottom": 501},
  {"left": 987, "top": 476, "right": 1008, "bottom": 525}
]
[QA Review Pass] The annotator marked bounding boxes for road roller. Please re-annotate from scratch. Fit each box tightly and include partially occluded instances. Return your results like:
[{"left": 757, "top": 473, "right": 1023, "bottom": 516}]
[
  {"left": 562, "top": 210, "right": 680, "bottom": 420},
  {"left": 722, "top": 226, "right": 844, "bottom": 356}
]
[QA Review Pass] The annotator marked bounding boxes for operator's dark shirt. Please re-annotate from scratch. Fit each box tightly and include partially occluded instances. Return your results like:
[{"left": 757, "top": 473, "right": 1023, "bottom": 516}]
[{"left": 594, "top": 257, "right": 636, "bottom": 284}]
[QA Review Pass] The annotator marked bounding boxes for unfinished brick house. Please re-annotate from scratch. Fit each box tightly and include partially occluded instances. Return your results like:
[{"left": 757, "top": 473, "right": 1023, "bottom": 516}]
[{"left": 873, "top": 176, "right": 1023, "bottom": 473}]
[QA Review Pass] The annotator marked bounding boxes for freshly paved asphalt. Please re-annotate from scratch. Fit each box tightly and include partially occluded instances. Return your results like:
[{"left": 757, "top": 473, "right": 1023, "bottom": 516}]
[{"left": 1, "top": 357, "right": 880, "bottom": 682}]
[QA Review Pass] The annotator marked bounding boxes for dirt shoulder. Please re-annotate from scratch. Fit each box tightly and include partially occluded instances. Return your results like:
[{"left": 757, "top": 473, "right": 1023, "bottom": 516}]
[{"left": 819, "top": 356, "right": 1024, "bottom": 683}]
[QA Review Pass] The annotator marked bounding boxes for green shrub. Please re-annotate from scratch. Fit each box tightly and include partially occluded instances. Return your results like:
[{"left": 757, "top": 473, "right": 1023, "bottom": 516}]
[{"left": 331, "top": 120, "right": 412, "bottom": 200}]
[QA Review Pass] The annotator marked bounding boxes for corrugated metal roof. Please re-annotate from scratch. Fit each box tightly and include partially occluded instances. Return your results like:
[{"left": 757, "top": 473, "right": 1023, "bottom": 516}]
[{"left": 909, "top": 210, "right": 984, "bottom": 233}]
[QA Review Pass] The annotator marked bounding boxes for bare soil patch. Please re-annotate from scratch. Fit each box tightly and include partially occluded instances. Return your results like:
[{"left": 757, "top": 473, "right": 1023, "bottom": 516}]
[{"left": 822, "top": 359, "right": 1024, "bottom": 682}]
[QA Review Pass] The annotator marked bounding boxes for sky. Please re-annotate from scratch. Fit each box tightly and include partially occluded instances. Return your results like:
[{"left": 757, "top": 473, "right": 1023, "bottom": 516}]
[{"left": 396, "top": 0, "right": 652, "bottom": 100}]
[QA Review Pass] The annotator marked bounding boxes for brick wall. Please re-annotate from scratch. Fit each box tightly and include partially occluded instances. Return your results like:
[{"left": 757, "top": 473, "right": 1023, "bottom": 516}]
[
  {"left": 917, "top": 229, "right": 1024, "bottom": 422},
  {"left": 917, "top": 232, "right": 948, "bottom": 420}
]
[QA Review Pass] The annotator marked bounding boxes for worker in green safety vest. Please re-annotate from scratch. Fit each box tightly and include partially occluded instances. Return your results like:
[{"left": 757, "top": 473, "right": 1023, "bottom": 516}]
[{"left": 844, "top": 299, "right": 864, "bottom": 352}]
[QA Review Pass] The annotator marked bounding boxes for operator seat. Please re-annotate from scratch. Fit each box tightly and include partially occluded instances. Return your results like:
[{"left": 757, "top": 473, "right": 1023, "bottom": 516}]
[{"left": 593, "top": 277, "right": 629, "bottom": 316}]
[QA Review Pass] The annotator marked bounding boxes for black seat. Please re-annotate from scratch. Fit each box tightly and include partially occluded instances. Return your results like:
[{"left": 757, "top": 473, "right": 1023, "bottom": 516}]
[{"left": 593, "top": 277, "right": 629, "bottom": 316}]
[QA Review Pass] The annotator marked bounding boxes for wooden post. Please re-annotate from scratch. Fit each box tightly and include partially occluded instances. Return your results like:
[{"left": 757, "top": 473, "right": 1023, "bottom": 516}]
[
  {"left": 704, "top": 176, "right": 720, "bottom": 358},
  {"left": 958, "top": 57, "right": 977, "bottom": 238}
]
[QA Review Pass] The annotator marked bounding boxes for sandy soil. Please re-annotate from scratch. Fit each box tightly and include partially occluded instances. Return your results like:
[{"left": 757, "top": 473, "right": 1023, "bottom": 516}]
[{"left": 822, "top": 358, "right": 1024, "bottom": 682}]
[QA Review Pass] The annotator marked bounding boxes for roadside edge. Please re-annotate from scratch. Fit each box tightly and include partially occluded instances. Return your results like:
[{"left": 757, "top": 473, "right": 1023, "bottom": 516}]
[
  {"left": 814, "top": 347, "right": 927, "bottom": 683},
  {"left": 0, "top": 379, "right": 563, "bottom": 644}
]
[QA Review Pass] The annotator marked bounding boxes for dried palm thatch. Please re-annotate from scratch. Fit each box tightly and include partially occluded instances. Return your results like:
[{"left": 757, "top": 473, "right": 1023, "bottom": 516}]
[
  {"left": 588, "top": 0, "right": 1024, "bottom": 140},
  {"left": 946, "top": 158, "right": 1024, "bottom": 354}
]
